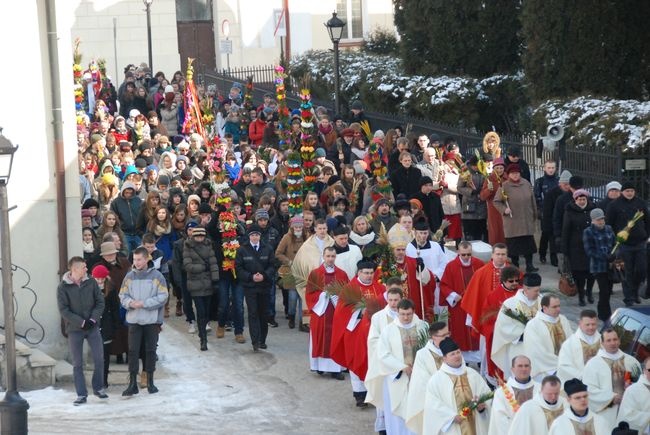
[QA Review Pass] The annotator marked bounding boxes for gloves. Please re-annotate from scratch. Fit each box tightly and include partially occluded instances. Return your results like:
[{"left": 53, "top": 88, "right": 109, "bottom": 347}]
[
  {"left": 81, "top": 319, "right": 96, "bottom": 331},
  {"left": 416, "top": 257, "right": 425, "bottom": 270}
]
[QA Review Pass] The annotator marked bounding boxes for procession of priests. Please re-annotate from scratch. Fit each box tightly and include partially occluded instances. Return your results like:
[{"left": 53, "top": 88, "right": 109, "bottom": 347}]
[{"left": 301, "top": 225, "right": 647, "bottom": 435}]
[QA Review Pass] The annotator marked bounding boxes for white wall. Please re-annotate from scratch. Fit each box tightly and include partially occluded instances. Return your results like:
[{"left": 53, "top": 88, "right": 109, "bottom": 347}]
[
  {"left": 0, "top": 0, "right": 82, "bottom": 358},
  {"left": 71, "top": 0, "right": 180, "bottom": 82}
]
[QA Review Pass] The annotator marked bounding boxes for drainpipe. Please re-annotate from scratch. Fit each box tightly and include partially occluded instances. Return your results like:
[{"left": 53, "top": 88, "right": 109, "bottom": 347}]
[
  {"left": 45, "top": 0, "right": 68, "bottom": 277},
  {"left": 283, "top": 0, "right": 291, "bottom": 60}
]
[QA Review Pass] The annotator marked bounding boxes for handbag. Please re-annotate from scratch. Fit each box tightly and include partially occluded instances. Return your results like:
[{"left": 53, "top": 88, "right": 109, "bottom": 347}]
[
  {"left": 608, "top": 259, "right": 625, "bottom": 284},
  {"left": 558, "top": 256, "right": 578, "bottom": 297}
]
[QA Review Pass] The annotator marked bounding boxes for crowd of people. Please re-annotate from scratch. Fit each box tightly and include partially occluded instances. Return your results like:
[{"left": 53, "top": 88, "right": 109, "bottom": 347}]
[{"left": 60, "top": 61, "right": 650, "bottom": 434}]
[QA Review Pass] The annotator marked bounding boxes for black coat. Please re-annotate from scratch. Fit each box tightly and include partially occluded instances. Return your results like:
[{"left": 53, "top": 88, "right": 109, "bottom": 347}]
[
  {"left": 605, "top": 196, "right": 650, "bottom": 246},
  {"left": 390, "top": 165, "right": 422, "bottom": 199},
  {"left": 553, "top": 191, "right": 573, "bottom": 238},
  {"left": 561, "top": 201, "right": 595, "bottom": 272},
  {"left": 100, "top": 281, "right": 121, "bottom": 342},
  {"left": 412, "top": 191, "right": 444, "bottom": 232},
  {"left": 542, "top": 186, "right": 564, "bottom": 233},
  {"left": 235, "top": 242, "right": 276, "bottom": 291},
  {"left": 504, "top": 157, "right": 531, "bottom": 183}
]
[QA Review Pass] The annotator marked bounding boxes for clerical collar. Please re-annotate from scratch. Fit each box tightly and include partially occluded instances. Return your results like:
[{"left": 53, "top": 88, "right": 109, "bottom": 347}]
[
  {"left": 440, "top": 362, "right": 466, "bottom": 376},
  {"left": 334, "top": 244, "right": 349, "bottom": 254},
  {"left": 597, "top": 348, "right": 624, "bottom": 360},
  {"left": 544, "top": 399, "right": 558, "bottom": 406},
  {"left": 511, "top": 376, "right": 534, "bottom": 389},
  {"left": 358, "top": 277, "right": 372, "bottom": 286},
  {"left": 324, "top": 265, "right": 335, "bottom": 273},
  {"left": 411, "top": 239, "right": 431, "bottom": 250},
  {"left": 459, "top": 257, "right": 472, "bottom": 267},
  {"left": 538, "top": 311, "right": 559, "bottom": 324},
  {"left": 426, "top": 341, "right": 442, "bottom": 356},
  {"left": 569, "top": 406, "right": 589, "bottom": 419},
  {"left": 577, "top": 329, "right": 598, "bottom": 345},
  {"left": 386, "top": 308, "right": 398, "bottom": 319},
  {"left": 493, "top": 262, "right": 506, "bottom": 269}
]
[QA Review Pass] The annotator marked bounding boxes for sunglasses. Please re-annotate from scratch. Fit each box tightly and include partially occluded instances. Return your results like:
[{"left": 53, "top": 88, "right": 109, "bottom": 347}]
[{"left": 459, "top": 253, "right": 472, "bottom": 257}]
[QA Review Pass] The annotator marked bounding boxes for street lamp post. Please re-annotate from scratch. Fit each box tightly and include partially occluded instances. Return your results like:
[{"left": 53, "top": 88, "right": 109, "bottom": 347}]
[
  {"left": 0, "top": 128, "right": 27, "bottom": 435},
  {"left": 325, "top": 12, "right": 346, "bottom": 115},
  {"left": 144, "top": 0, "right": 153, "bottom": 70}
]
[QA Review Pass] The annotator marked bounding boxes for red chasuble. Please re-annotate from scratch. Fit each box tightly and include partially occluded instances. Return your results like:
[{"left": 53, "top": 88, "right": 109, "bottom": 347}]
[
  {"left": 305, "top": 264, "right": 350, "bottom": 359},
  {"left": 480, "top": 284, "right": 519, "bottom": 378},
  {"left": 460, "top": 261, "right": 506, "bottom": 331},
  {"left": 330, "top": 276, "right": 386, "bottom": 379},
  {"left": 439, "top": 256, "right": 484, "bottom": 351},
  {"left": 395, "top": 257, "right": 436, "bottom": 322}
]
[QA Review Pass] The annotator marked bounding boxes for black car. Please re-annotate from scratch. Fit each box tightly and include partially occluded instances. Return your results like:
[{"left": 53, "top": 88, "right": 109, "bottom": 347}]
[{"left": 604, "top": 306, "right": 650, "bottom": 363}]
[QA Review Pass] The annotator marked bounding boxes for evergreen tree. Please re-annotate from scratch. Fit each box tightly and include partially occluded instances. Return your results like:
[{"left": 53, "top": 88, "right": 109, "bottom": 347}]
[{"left": 478, "top": 0, "right": 522, "bottom": 76}]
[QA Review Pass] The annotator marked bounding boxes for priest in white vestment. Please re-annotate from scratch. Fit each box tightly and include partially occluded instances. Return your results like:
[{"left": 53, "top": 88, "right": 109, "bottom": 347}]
[
  {"left": 557, "top": 309, "right": 601, "bottom": 384},
  {"left": 549, "top": 378, "right": 610, "bottom": 435},
  {"left": 423, "top": 338, "right": 492, "bottom": 435},
  {"left": 375, "top": 299, "right": 429, "bottom": 435},
  {"left": 523, "top": 294, "right": 572, "bottom": 381},
  {"left": 491, "top": 273, "right": 542, "bottom": 379},
  {"left": 617, "top": 356, "right": 650, "bottom": 434},
  {"left": 488, "top": 355, "right": 540, "bottom": 435},
  {"left": 365, "top": 283, "right": 403, "bottom": 432},
  {"left": 582, "top": 328, "right": 642, "bottom": 432},
  {"left": 507, "top": 375, "right": 567, "bottom": 435},
  {"left": 331, "top": 227, "right": 363, "bottom": 280},
  {"left": 405, "top": 321, "right": 450, "bottom": 435}
]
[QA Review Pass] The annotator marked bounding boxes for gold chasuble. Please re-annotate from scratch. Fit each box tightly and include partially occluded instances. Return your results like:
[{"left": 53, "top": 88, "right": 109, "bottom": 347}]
[
  {"left": 542, "top": 406, "right": 565, "bottom": 429},
  {"left": 569, "top": 418, "right": 596, "bottom": 435},
  {"left": 399, "top": 327, "right": 419, "bottom": 367},
  {"left": 544, "top": 321, "right": 566, "bottom": 355},
  {"left": 512, "top": 385, "right": 534, "bottom": 405},
  {"left": 449, "top": 373, "right": 476, "bottom": 435},
  {"left": 604, "top": 358, "right": 626, "bottom": 396},
  {"left": 580, "top": 340, "right": 600, "bottom": 364}
]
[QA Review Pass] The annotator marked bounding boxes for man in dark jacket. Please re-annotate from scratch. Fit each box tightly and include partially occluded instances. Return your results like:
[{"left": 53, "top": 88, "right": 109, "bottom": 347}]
[
  {"left": 171, "top": 222, "right": 197, "bottom": 333},
  {"left": 389, "top": 151, "right": 422, "bottom": 199},
  {"left": 57, "top": 257, "right": 107, "bottom": 405},
  {"left": 553, "top": 175, "right": 584, "bottom": 249},
  {"left": 537, "top": 166, "right": 563, "bottom": 266},
  {"left": 412, "top": 176, "right": 444, "bottom": 233},
  {"left": 110, "top": 181, "right": 143, "bottom": 252},
  {"left": 270, "top": 197, "right": 290, "bottom": 236},
  {"left": 596, "top": 181, "right": 621, "bottom": 214},
  {"left": 504, "top": 146, "right": 531, "bottom": 183},
  {"left": 605, "top": 181, "right": 650, "bottom": 305},
  {"left": 235, "top": 224, "right": 276, "bottom": 352}
]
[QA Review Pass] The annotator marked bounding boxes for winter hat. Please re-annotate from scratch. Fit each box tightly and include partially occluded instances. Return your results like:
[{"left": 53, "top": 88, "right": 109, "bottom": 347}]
[
  {"left": 248, "top": 224, "right": 262, "bottom": 235},
  {"left": 590, "top": 208, "right": 605, "bottom": 220},
  {"left": 374, "top": 130, "right": 385, "bottom": 139},
  {"left": 139, "top": 140, "right": 153, "bottom": 152},
  {"left": 429, "top": 133, "right": 441, "bottom": 143},
  {"left": 341, "top": 128, "right": 355, "bottom": 138},
  {"left": 419, "top": 176, "right": 433, "bottom": 187},
  {"left": 493, "top": 157, "right": 505, "bottom": 167},
  {"left": 157, "top": 174, "right": 170, "bottom": 186},
  {"left": 146, "top": 164, "right": 158, "bottom": 174},
  {"left": 123, "top": 165, "right": 139, "bottom": 179},
  {"left": 185, "top": 220, "right": 199, "bottom": 230},
  {"left": 128, "top": 109, "right": 140, "bottom": 119},
  {"left": 350, "top": 100, "right": 363, "bottom": 111},
  {"left": 290, "top": 216, "right": 304, "bottom": 227},
  {"left": 255, "top": 209, "right": 270, "bottom": 221},
  {"left": 522, "top": 273, "right": 542, "bottom": 287},
  {"left": 99, "top": 241, "right": 118, "bottom": 256},
  {"left": 505, "top": 163, "right": 521, "bottom": 174},
  {"left": 353, "top": 160, "right": 367, "bottom": 175},
  {"left": 605, "top": 181, "right": 622, "bottom": 192},
  {"left": 81, "top": 209, "right": 92, "bottom": 218},
  {"left": 187, "top": 194, "right": 201, "bottom": 206},
  {"left": 191, "top": 227, "right": 206, "bottom": 237},
  {"left": 572, "top": 189, "right": 590, "bottom": 199},
  {"left": 621, "top": 180, "right": 635, "bottom": 191},
  {"left": 175, "top": 155, "right": 189, "bottom": 167},
  {"left": 314, "top": 148, "right": 326, "bottom": 158},
  {"left": 180, "top": 168, "right": 193, "bottom": 181},
  {"left": 91, "top": 265, "right": 110, "bottom": 279},
  {"left": 507, "top": 146, "right": 521, "bottom": 157},
  {"left": 164, "top": 85, "right": 174, "bottom": 94},
  {"left": 375, "top": 198, "right": 390, "bottom": 209},
  {"left": 119, "top": 140, "right": 132, "bottom": 151},
  {"left": 409, "top": 198, "right": 423, "bottom": 210},
  {"left": 198, "top": 203, "right": 213, "bottom": 214},
  {"left": 558, "top": 170, "right": 572, "bottom": 183},
  {"left": 134, "top": 158, "right": 147, "bottom": 169}
]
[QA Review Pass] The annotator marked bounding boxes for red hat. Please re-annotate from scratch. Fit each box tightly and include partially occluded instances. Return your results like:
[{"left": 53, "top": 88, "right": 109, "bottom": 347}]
[
  {"left": 91, "top": 265, "right": 110, "bottom": 279},
  {"left": 505, "top": 163, "right": 521, "bottom": 174},
  {"left": 341, "top": 128, "right": 355, "bottom": 138}
]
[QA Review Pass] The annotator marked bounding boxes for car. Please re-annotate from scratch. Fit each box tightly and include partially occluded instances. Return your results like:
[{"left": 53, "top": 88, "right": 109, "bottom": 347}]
[{"left": 603, "top": 306, "right": 650, "bottom": 363}]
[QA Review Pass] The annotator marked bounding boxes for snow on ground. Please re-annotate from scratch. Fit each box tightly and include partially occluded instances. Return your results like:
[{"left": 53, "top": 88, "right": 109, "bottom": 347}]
[{"left": 24, "top": 317, "right": 372, "bottom": 434}]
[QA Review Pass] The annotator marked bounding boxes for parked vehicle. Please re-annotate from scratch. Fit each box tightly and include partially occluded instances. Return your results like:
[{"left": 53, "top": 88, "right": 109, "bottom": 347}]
[{"left": 604, "top": 306, "right": 650, "bottom": 363}]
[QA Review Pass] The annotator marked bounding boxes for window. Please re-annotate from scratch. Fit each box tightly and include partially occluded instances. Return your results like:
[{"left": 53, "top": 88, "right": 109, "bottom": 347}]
[
  {"left": 336, "top": 0, "right": 363, "bottom": 40},
  {"left": 615, "top": 316, "right": 642, "bottom": 355},
  {"left": 176, "top": 0, "right": 212, "bottom": 22},
  {"left": 636, "top": 327, "right": 650, "bottom": 362}
]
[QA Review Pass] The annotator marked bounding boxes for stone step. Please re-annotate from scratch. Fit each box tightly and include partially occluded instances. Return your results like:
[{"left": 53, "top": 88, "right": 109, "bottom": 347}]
[{"left": 0, "top": 333, "right": 56, "bottom": 390}]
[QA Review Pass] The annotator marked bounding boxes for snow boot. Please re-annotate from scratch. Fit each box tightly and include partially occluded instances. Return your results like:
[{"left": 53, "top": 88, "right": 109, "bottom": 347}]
[
  {"left": 122, "top": 373, "right": 139, "bottom": 396},
  {"left": 147, "top": 371, "right": 159, "bottom": 394}
]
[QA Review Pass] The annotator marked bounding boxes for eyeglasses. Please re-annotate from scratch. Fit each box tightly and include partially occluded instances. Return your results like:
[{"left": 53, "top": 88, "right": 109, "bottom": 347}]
[
  {"left": 459, "top": 253, "right": 472, "bottom": 257},
  {"left": 506, "top": 279, "right": 520, "bottom": 283}
]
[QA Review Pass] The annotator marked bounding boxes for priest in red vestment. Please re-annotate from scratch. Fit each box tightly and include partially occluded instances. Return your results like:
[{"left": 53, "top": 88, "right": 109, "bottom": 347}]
[
  {"left": 305, "top": 246, "right": 350, "bottom": 378},
  {"left": 460, "top": 243, "right": 510, "bottom": 330},
  {"left": 479, "top": 265, "right": 521, "bottom": 383},
  {"left": 439, "top": 241, "right": 483, "bottom": 359},
  {"left": 389, "top": 224, "right": 437, "bottom": 322},
  {"left": 331, "top": 259, "right": 386, "bottom": 407}
]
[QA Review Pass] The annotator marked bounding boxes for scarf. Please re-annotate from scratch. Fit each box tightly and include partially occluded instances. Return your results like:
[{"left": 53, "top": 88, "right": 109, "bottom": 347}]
[
  {"left": 318, "top": 124, "right": 333, "bottom": 135},
  {"left": 349, "top": 231, "right": 375, "bottom": 246},
  {"left": 153, "top": 222, "right": 171, "bottom": 237},
  {"left": 351, "top": 147, "right": 367, "bottom": 160},
  {"left": 225, "top": 161, "right": 240, "bottom": 180},
  {"left": 83, "top": 241, "right": 95, "bottom": 253}
]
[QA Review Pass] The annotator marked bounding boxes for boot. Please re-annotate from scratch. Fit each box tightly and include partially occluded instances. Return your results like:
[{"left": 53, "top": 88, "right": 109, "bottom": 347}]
[
  {"left": 525, "top": 255, "right": 538, "bottom": 272},
  {"left": 200, "top": 331, "right": 208, "bottom": 351},
  {"left": 288, "top": 316, "right": 295, "bottom": 329},
  {"left": 216, "top": 327, "right": 225, "bottom": 338},
  {"left": 140, "top": 371, "right": 148, "bottom": 388},
  {"left": 550, "top": 253, "right": 559, "bottom": 267},
  {"left": 175, "top": 299, "right": 183, "bottom": 317},
  {"left": 146, "top": 371, "right": 159, "bottom": 394},
  {"left": 122, "top": 373, "right": 139, "bottom": 396},
  {"left": 578, "top": 290, "right": 586, "bottom": 307}
]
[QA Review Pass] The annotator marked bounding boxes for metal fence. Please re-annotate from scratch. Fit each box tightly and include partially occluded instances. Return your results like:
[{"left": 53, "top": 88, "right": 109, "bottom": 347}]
[{"left": 203, "top": 65, "right": 649, "bottom": 202}]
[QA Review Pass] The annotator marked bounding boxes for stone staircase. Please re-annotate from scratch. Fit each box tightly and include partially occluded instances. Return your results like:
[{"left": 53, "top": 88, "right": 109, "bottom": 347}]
[{"left": 0, "top": 333, "right": 57, "bottom": 390}]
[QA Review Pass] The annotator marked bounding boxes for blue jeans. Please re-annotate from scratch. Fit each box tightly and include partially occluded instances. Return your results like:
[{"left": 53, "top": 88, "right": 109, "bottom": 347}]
[
  {"left": 287, "top": 288, "right": 302, "bottom": 320},
  {"left": 218, "top": 273, "right": 244, "bottom": 334},
  {"left": 125, "top": 234, "right": 142, "bottom": 254},
  {"left": 68, "top": 327, "right": 104, "bottom": 396},
  {"left": 267, "top": 281, "right": 277, "bottom": 319}
]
